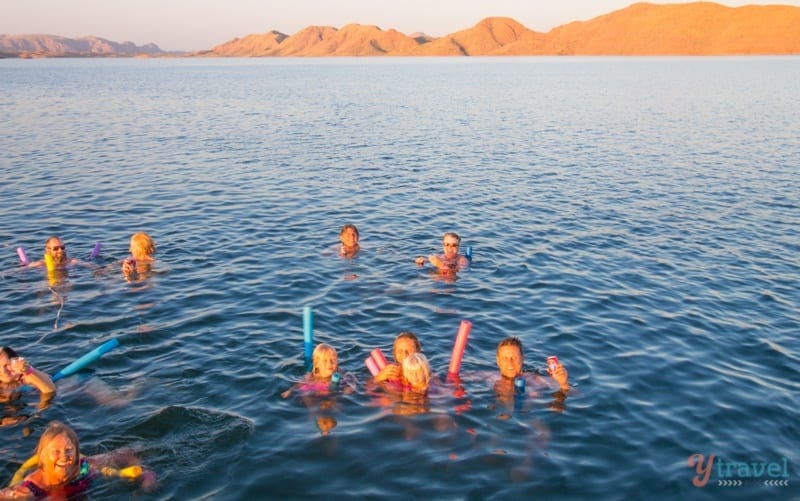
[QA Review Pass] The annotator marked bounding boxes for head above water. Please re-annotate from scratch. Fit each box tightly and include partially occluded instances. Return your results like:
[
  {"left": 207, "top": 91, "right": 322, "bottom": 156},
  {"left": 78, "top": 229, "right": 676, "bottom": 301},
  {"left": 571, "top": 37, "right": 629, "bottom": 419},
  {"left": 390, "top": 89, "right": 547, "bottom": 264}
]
[
  {"left": 129, "top": 232, "right": 156, "bottom": 258},
  {"left": 441, "top": 232, "right": 461, "bottom": 259},
  {"left": 402, "top": 352, "right": 431, "bottom": 391},
  {"left": 312, "top": 343, "right": 338, "bottom": 379},
  {"left": 0, "top": 346, "right": 21, "bottom": 384},
  {"left": 44, "top": 236, "right": 68, "bottom": 264},
  {"left": 36, "top": 421, "right": 82, "bottom": 485},
  {"left": 393, "top": 331, "right": 421, "bottom": 365},
  {"left": 496, "top": 336, "right": 524, "bottom": 379},
  {"left": 339, "top": 224, "right": 360, "bottom": 252}
]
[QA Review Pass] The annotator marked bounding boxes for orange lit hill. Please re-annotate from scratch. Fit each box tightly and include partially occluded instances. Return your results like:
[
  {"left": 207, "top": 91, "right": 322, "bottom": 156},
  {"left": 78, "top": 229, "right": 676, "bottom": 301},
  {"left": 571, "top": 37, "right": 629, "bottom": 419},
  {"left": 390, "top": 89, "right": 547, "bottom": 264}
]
[
  {"left": 2, "top": 2, "right": 799, "bottom": 58},
  {"left": 202, "top": 2, "right": 800, "bottom": 56}
]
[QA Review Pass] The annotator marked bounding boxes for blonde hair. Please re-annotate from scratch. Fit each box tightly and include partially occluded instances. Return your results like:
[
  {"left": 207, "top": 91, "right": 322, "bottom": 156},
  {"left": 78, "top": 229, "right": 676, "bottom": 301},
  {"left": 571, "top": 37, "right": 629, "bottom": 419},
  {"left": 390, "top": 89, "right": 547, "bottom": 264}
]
[
  {"left": 312, "top": 343, "right": 337, "bottom": 375},
  {"left": 402, "top": 352, "right": 431, "bottom": 389},
  {"left": 37, "top": 421, "right": 80, "bottom": 465},
  {"left": 130, "top": 232, "right": 155, "bottom": 257}
]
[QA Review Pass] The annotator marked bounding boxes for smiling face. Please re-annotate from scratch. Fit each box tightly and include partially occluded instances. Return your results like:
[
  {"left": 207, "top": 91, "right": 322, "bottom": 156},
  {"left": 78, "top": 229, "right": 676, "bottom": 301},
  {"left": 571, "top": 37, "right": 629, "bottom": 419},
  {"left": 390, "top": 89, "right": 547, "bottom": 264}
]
[
  {"left": 339, "top": 226, "right": 359, "bottom": 250},
  {"left": 441, "top": 234, "right": 460, "bottom": 260},
  {"left": 39, "top": 432, "right": 80, "bottom": 485},
  {"left": 45, "top": 237, "right": 68, "bottom": 265},
  {"left": 393, "top": 337, "right": 418, "bottom": 365},
  {"left": 496, "top": 344, "right": 523, "bottom": 379},
  {"left": 313, "top": 346, "right": 338, "bottom": 379},
  {"left": 0, "top": 351, "right": 18, "bottom": 384}
]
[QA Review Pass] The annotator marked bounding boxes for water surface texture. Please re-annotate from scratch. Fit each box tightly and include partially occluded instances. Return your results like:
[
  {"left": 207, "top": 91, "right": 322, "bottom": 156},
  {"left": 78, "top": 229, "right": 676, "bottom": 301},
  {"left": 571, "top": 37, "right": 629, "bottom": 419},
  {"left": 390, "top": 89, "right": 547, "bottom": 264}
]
[{"left": 1, "top": 57, "right": 798, "bottom": 500}]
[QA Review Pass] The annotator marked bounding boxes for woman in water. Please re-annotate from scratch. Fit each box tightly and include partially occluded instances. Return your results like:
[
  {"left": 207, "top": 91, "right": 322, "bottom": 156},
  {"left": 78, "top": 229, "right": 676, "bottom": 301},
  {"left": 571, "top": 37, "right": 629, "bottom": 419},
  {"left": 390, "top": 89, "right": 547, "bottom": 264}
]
[
  {"left": 121, "top": 232, "right": 156, "bottom": 280},
  {"left": 373, "top": 332, "right": 422, "bottom": 385},
  {"left": 0, "top": 421, "right": 156, "bottom": 499},
  {"left": 1, "top": 347, "right": 55, "bottom": 426},
  {"left": 338, "top": 224, "right": 360, "bottom": 258}
]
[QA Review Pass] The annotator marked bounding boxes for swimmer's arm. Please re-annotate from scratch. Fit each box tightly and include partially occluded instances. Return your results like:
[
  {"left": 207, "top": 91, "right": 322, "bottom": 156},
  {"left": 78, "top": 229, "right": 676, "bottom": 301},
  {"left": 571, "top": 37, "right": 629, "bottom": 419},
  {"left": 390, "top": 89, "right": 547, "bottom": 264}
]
[
  {"left": 0, "top": 483, "right": 35, "bottom": 500},
  {"left": 457, "top": 256, "right": 470, "bottom": 269},
  {"left": 373, "top": 364, "right": 401, "bottom": 383},
  {"left": 89, "top": 451, "right": 157, "bottom": 490},
  {"left": 549, "top": 365, "right": 570, "bottom": 392},
  {"left": 21, "top": 366, "right": 56, "bottom": 395},
  {"left": 281, "top": 382, "right": 303, "bottom": 399}
]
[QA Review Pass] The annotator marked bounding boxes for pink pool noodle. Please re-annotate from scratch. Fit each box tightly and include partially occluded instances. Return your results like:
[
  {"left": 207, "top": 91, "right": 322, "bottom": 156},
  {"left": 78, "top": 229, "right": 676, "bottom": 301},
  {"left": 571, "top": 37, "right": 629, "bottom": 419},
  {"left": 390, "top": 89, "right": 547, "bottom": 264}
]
[
  {"left": 448, "top": 320, "right": 472, "bottom": 376},
  {"left": 370, "top": 348, "right": 388, "bottom": 370},
  {"left": 365, "top": 356, "right": 380, "bottom": 376}
]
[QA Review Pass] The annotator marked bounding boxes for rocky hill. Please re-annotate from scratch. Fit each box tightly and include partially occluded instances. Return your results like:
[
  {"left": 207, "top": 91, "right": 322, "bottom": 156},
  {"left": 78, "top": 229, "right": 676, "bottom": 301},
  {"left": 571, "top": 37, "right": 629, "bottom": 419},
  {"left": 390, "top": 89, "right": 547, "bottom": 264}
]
[
  {"left": 205, "top": 2, "right": 800, "bottom": 56},
  {"left": 0, "top": 34, "right": 168, "bottom": 58},
  {"left": 3, "top": 2, "right": 799, "bottom": 58}
]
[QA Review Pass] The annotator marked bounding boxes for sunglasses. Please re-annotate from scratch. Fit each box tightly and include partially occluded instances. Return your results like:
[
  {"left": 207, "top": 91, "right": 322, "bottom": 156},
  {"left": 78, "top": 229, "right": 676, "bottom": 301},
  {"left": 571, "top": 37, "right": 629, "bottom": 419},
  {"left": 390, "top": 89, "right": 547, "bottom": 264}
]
[
  {"left": 443, "top": 242, "right": 459, "bottom": 247},
  {"left": 48, "top": 246, "right": 66, "bottom": 251}
]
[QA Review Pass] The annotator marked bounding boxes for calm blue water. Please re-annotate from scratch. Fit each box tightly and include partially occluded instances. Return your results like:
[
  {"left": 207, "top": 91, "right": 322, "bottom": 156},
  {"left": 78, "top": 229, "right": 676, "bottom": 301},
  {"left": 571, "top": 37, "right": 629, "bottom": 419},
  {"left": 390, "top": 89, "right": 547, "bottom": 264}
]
[{"left": 1, "top": 56, "right": 798, "bottom": 500}]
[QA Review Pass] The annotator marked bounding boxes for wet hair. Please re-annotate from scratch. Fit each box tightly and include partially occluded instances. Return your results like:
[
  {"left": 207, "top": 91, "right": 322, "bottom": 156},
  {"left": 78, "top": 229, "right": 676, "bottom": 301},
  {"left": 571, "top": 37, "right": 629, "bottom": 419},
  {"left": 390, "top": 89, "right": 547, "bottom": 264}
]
[
  {"left": 442, "top": 232, "right": 461, "bottom": 244},
  {"left": 36, "top": 421, "right": 81, "bottom": 466},
  {"left": 130, "top": 232, "right": 156, "bottom": 256},
  {"left": 312, "top": 343, "right": 337, "bottom": 375},
  {"left": 1, "top": 346, "right": 19, "bottom": 359},
  {"left": 44, "top": 236, "right": 63, "bottom": 249},
  {"left": 402, "top": 353, "right": 431, "bottom": 389},
  {"left": 496, "top": 337, "right": 523, "bottom": 358},
  {"left": 394, "top": 332, "right": 421, "bottom": 352},
  {"left": 339, "top": 224, "right": 359, "bottom": 238}
]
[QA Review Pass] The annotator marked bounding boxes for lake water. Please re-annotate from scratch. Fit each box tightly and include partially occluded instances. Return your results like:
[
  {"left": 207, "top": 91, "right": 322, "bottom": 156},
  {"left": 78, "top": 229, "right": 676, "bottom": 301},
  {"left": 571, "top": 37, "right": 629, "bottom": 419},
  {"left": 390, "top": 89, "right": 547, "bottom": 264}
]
[{"left": 0, "top": 56, "right": 798, "bottom": 500}]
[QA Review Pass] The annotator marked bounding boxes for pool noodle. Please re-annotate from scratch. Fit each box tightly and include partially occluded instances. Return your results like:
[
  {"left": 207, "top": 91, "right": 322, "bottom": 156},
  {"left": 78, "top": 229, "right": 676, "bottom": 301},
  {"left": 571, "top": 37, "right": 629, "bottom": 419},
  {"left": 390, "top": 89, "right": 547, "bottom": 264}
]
[
  {"left": 44, "top": 253, "right": 55, "bottom": 272},
  {"left": 17, "top": 247, "right": 29, "bottom": 265},
  {"left": 52, "top": 338, "right": 121, "bottom": 382},
  {"left": 365, "top": 356, "right": 380, "bottom": 376},
  {"left": 370, "top": 348, "right": 388, "bottom": 370},
  {"left": 303, "top": 306, "right": 313, "bottom": 371},
  {"left": 90, "top": 241, "right": 102, "bottom": 258},
  {"left": 447, "top": 320, "right": 472, "bottom": 376}
]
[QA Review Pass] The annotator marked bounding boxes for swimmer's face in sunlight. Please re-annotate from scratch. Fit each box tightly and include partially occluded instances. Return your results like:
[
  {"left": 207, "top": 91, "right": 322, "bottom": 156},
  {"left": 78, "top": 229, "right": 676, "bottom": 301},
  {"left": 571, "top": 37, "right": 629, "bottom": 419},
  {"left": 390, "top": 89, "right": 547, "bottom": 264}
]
[
  {"left": 0, "top": 351, "right": 17, "bottom": 383},
  {"left": 314, "top": 350, "right": 338, "bottom": 379},
  {"left": 442, "top": 235, "right": 460, "bottom": 260},
  {"left": 339, "top": 226, "right": 359, "bottom": 250},
  {"left": 40, "top": 433, "right": 80, "bottom": 483},
  {"left": 496, "top": 345, "right": 523, "bottom": 379},
  {"left": 393, "top": 337, "right": 418, "bottom": 365},
  {"left": 45, "top": 237, "right": 68, "bottom": 265}
]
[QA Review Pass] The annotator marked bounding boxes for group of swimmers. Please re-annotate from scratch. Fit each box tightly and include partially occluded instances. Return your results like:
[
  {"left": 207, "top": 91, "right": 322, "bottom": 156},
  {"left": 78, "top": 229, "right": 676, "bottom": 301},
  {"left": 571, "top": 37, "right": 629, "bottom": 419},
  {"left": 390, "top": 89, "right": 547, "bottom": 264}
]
[
  {"left": 2, "top": 225, "right": 571, "bottom": 497},
  {"left": 1, "top": 233, "right": 159, "bottom": 499},
  {"left": 289, "top": 225, "right": 571, "bottom": 427}
]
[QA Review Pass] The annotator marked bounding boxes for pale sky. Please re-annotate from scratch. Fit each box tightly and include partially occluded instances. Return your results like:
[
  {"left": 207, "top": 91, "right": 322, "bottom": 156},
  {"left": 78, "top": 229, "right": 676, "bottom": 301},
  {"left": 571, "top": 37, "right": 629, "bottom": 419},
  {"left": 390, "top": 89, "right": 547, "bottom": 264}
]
[{"left": 2, "top": 0, "right": 798, "bottom": 51}]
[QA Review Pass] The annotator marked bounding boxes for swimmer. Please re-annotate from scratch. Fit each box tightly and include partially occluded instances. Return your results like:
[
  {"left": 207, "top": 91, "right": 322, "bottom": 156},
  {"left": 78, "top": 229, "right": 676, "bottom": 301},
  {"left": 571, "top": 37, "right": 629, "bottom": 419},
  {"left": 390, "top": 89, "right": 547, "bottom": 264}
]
[
  {"left": 0, "top": 421, "right": 157, "bottom": 499},
  {"left": 495, "top": 337, "right": 570, "bottom": 394},
  {"left": 122, "top": 232, "right": 156, "bottom": 279},
  {"left": 338, "top": 224, "right": 360, "bottom": 258},
  {"left": 373, "top": 332, "right": 421, "bottom": 384},
  {"left": 1, "top": 347, "right": 56, "bottom": 425},
  {"left": 28, "top": 237, "right": 79, "bottom": 269},
  {"left": 282, "top": 343, "right": 354, "bottom": 398},
  {"left": 415, "top": 232, "right": 470, "bottom": 273}
]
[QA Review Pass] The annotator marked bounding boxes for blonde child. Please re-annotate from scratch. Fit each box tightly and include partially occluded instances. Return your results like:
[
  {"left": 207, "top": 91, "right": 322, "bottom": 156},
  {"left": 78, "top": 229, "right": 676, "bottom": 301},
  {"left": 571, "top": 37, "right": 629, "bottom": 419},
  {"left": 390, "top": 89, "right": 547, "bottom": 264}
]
[
  {"left": 282, "top": 343, "right": 353, "bottom": 398},
  {"left": 401, "top": 353, "right": 432, "bottom": 394}
]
